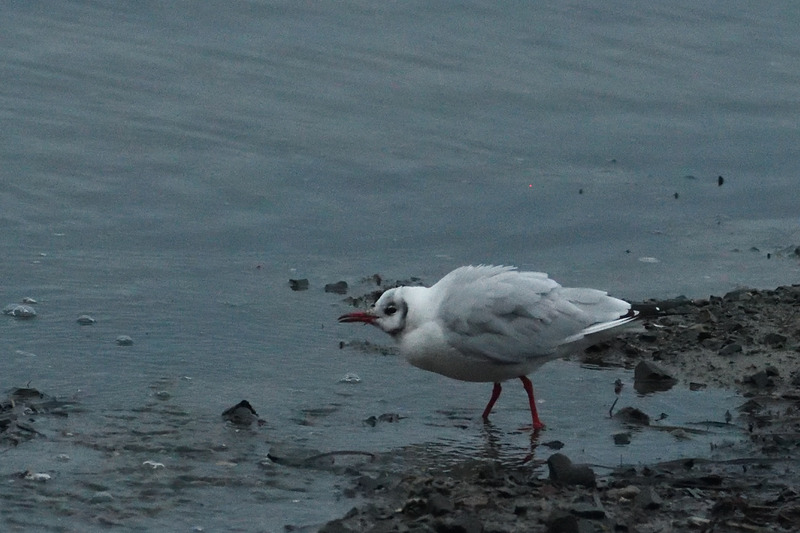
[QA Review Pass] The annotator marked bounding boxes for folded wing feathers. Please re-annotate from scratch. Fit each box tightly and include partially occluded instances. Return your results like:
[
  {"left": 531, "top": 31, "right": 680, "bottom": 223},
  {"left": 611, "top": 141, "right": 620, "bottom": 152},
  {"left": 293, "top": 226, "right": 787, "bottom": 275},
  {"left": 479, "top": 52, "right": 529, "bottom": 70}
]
[{"left": 437, "top": 265, "right": 635, "bottom": 364}]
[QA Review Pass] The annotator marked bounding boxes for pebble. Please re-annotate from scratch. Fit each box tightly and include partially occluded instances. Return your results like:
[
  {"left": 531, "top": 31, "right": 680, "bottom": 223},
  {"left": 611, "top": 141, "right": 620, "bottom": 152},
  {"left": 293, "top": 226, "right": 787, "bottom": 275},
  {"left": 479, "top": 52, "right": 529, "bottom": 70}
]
[
  {"left": 763, "top": 332, "right": 787, "bottom": 346},
  {"left": 636, "top": 486, "right": 663, "bottom": 509},
  {"left": 339, "top": 372, "right": 361, "bottom": 384},
  {"left": 613, "top": 407, "right": 651, "bottom": 426},
  {"left": 613, "top": 432, "right": 632, "bottom": 445},
  {"left": 288, "top": 278, "right": 309, "bottom": 291},
  {"left": 77, "top": 314, "right": 96, "bottom": 325},
  {"left": 3, "top": 304, "right": 37, "bottom": 318},
  {"left": 221, "top": 400, "right": 260, "bottom": 426},
  {"left": 546, "top": 453, "right": 596, "bottom": 487},
  {"left": 607, "top": 485, "right": 641, "bottom": 500},
  {"left": 324, "top": 281, "right": 349, "bottom": 294},
  {"left": 90, "top": 491, "right": 114, "bottom": 503},
  {"left": 718, "top": 343, "right": 743, "bottom": 356},
  {"left": 24, "top": 472, "right": 51, "bottom": 482},
  {"left": 116, "top": 335, "right": 133, "bottom": 346}
]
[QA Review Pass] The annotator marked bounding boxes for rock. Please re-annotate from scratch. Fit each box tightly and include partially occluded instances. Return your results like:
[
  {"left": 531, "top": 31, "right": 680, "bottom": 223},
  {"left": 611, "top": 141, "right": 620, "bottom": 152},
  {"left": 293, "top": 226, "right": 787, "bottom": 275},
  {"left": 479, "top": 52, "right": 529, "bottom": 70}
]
[
  {"left": 325, "top": 281, "right": 349, "bottom": 294},
  {"left": 607, "top": 485, "right": 641, "bottom": 500},
  {"left": 90, "top": 491, "right": 114, "bottom": 503},
  {"left": 718, "top": 343, "right": 742, "bottom": 356},
  {"left": 339, "top": 372, "right": 362, "bottom": 384},
  {"left": 221, "top": 400, "right": 261, "bottom": 426},
  {"left": 570, "top": 502, "right": 605, "bottom": 519},
  {"left": 289, "top": 278, "right": 309, "bottom": 291},
  {"left": 77, "top": 314, "right": 96, "bottom": 325},
  {"left": 697, "top": 309, "right": 717, "bottom": 323},
  {"left": 3, "top": 304, "right": 37, "bottom": 318},
  {"left": 635, "top": 486, "right": 663, "bottom": 509},
  {"left": 427, "top": 493, "right": 455, "bottom": 516},
  {"left": 763, "top": 333, "right": 787, "bottom": 347},
  {"left": 744, "top": 370, "right": 774, "bottom": 389},
  {"left": 724, "top": 289, "right": 753, "bottom": 301},
  {"left": 433, "top": 513, "right": 483, "bottom": 533},
  {"left": 613, "top": 433, "right": 631, "bottom": 445},
  {"left": 634, "top": 361, "right": 677, "bottom": 393},
  {"left": 546, "top": 512, "right": 596, "bottom": 533},
  {"left": 547, "top": 453, "right": 595, "bottom": 487},
  {"left": 318, "top": 519, "right": 356, "bottom": 533},
  {"left": 116, "top": 335, "right": 133, "bottom": 346},
  {"left": 613, "top": 407, "right": 650, "bottom": 426}
]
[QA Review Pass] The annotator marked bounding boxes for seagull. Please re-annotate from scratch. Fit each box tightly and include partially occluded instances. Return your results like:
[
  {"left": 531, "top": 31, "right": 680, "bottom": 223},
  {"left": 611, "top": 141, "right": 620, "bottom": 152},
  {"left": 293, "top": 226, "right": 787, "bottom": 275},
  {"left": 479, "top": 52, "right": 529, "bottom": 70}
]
[{"left": 338, "top": 265, "right": 639, "bottom": 430}]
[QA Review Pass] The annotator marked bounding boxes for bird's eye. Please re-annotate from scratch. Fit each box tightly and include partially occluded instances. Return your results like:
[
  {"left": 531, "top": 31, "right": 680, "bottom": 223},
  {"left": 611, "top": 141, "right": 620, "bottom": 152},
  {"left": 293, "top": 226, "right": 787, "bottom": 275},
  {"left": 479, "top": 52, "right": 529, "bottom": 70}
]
[{"left": 385, "top": 303, "right": 397, "bottom": 316}]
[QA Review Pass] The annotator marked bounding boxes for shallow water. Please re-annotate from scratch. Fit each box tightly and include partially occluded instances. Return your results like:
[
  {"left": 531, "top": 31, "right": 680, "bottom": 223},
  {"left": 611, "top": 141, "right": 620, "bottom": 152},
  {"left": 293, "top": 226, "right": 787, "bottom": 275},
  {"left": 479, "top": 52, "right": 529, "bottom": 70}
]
[{"left": 2, "top": 1, "right": 799, "bottom": 530}]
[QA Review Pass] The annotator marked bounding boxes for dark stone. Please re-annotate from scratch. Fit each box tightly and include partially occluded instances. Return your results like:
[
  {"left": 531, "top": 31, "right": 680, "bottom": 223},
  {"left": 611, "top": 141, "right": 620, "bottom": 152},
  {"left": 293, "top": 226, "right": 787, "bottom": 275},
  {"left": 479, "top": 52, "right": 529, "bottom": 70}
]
[
  {"left": 764, "top": 333, "right": 788, "bottom": 346},
  {"left": 571, "top": 502, "right": 606, "bottom": 519},
  {"left": 318, "top": 519, "right": 356, "bottom": 533},
  {"left": 614, "top": 407, "right": 650, "bottom": 426},
  {"left": 433, "top": 514, "right": 483, "bottom": 533},
  {"left": 613, "top": 433, "right": 631, "bottom": 445},
  {"left": 289, "top": 278, "right": 309, "bottom": 291},
  {"left": 221, "top": 400, "right": 260, "bottom": 426},
  {"left": 718, "top": 343, "right": 743, "bottom": 356},
  {"left": 546, "top": 512, "right": 596, "bottom": 533},
  {"left": 325, "top": 281, "right": 349, "bottom": 294},
  {"left": 744, "top": 370, "right": 774, "bottom": 389},
  {"left": 427, "top": 493, "right": 455, "bottom": 516},
  {"left": 635, "top": 486, "right": 663, "bottom": 509},
  {"left": 547, "top": 453, "right": 596, "bottom": 488},
  {"left": 633, "top": 361, "right": 677, "bottom": 393}
]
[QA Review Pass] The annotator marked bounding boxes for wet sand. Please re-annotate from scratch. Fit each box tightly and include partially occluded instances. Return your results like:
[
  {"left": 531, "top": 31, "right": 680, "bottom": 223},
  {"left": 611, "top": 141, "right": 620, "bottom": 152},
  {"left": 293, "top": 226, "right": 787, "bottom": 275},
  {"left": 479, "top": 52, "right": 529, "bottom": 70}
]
[{"left": 322, "top": 284, "right": 800, "bottom": 532}]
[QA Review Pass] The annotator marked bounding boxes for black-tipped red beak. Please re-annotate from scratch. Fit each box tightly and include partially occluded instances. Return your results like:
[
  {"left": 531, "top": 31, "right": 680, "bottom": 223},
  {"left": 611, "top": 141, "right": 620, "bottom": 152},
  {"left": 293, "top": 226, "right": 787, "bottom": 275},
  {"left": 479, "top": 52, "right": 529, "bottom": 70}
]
[{"left": 338, "top": 311, "right": 377, "bottom": 325}]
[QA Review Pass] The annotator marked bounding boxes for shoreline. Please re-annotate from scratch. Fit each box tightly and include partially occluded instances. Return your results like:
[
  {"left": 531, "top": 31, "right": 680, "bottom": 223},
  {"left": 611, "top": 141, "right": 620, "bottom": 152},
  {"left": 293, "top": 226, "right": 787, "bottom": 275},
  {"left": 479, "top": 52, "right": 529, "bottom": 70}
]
[{"left": 322, "top": 284, "right": 800, "bottom": 532}]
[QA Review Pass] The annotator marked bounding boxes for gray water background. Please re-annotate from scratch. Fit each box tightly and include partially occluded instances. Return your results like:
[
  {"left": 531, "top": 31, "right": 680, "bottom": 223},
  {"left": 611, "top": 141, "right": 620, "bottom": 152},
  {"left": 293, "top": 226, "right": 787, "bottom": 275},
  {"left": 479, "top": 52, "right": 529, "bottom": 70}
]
[{"left": 2, "top": 1, "right": 799, "bottom": 531}]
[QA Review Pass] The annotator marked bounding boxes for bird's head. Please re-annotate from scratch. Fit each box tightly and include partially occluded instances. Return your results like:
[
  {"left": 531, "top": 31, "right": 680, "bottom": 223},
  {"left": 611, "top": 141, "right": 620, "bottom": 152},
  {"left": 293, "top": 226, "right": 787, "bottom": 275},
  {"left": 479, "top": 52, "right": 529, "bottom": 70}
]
[{"left": 338, "top": 287, "right": 408, "bottom": 336}]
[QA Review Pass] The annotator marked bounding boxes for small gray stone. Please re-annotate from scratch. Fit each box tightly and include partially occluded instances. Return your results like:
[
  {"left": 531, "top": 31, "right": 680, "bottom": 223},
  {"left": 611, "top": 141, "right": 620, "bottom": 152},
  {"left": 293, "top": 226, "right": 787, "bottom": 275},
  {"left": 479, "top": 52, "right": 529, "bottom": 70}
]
[
  {"left": 325, "top": 281, "right": 349, "bottom": 294},
  {"left": 77, "top": 314, "right": 96, "bottom": 325},
  {"left": 613, "top": 432, "right": 632, "bottom": 445},
  {"left": 635, "top": 486, "right": 663, "bottom": 509},
  {"left": 116, "top": 335, "right": 134, "bottom": 346},
  {"left": 634, "top": 361, "right": 677, "bottom": 393},
  {"left": 763, "top": 333, "right": 787, "bottom": 347},
  {"left": 744, "top": 370, "right": 774, "bottom": 389},
  {"left": 90, "top": 491, "right": 114, "bottom": 504},
  {"left": 289, "top": 278, "right": 309, "bottom": 291},
  {"left": 427, "top": 493, "right": 454, "bottom": 516},
  {"left": 3, "top": 304, "right": 37, "bottom": 318},
  {"left": 547, "top": 453, "right": 596, "bottom": 487},
  {"left": 719, "top": 343, "right": 743, "bottom": 356}
]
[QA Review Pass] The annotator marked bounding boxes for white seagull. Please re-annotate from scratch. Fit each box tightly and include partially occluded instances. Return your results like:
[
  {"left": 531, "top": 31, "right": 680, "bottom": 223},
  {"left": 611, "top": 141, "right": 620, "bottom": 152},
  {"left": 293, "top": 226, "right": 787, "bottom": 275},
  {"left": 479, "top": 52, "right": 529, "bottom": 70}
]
[{"left": 338, "top": 265, "right": 639, "bottom": 430}]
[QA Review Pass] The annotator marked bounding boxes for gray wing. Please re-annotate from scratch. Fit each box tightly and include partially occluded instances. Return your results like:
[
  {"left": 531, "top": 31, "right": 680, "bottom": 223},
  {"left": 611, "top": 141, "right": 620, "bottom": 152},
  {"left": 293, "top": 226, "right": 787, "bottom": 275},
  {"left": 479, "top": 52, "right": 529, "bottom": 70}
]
[{"left": 434, "top": 266, "right": 631, "bottom": 365}]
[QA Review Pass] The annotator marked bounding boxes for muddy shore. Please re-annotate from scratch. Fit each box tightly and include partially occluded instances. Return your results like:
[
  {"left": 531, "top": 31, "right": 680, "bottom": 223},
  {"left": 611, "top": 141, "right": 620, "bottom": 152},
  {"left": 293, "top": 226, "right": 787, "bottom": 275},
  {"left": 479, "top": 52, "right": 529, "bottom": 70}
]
[{"left": 322, "top": 284, "right": 800, "bottom": 533}]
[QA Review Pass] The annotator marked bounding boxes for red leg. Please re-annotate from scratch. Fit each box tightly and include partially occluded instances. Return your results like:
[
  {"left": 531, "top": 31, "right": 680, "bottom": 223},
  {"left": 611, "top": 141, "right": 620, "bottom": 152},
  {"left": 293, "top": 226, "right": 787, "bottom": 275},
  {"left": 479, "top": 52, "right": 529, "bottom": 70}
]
[
  {"left": 482, "top": 382, "right": 502, "bottom": 420},
  {"left": 519, "top": 376, "right": 544, "bottom": 430}
]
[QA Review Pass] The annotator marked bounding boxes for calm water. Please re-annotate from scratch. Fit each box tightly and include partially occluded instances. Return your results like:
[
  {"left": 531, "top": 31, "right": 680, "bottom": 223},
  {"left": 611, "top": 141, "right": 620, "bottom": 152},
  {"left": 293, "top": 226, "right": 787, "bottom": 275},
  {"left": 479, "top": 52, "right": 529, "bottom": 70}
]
[{"left": 2, "top": 1, "right": 799, "bottom": 531}]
